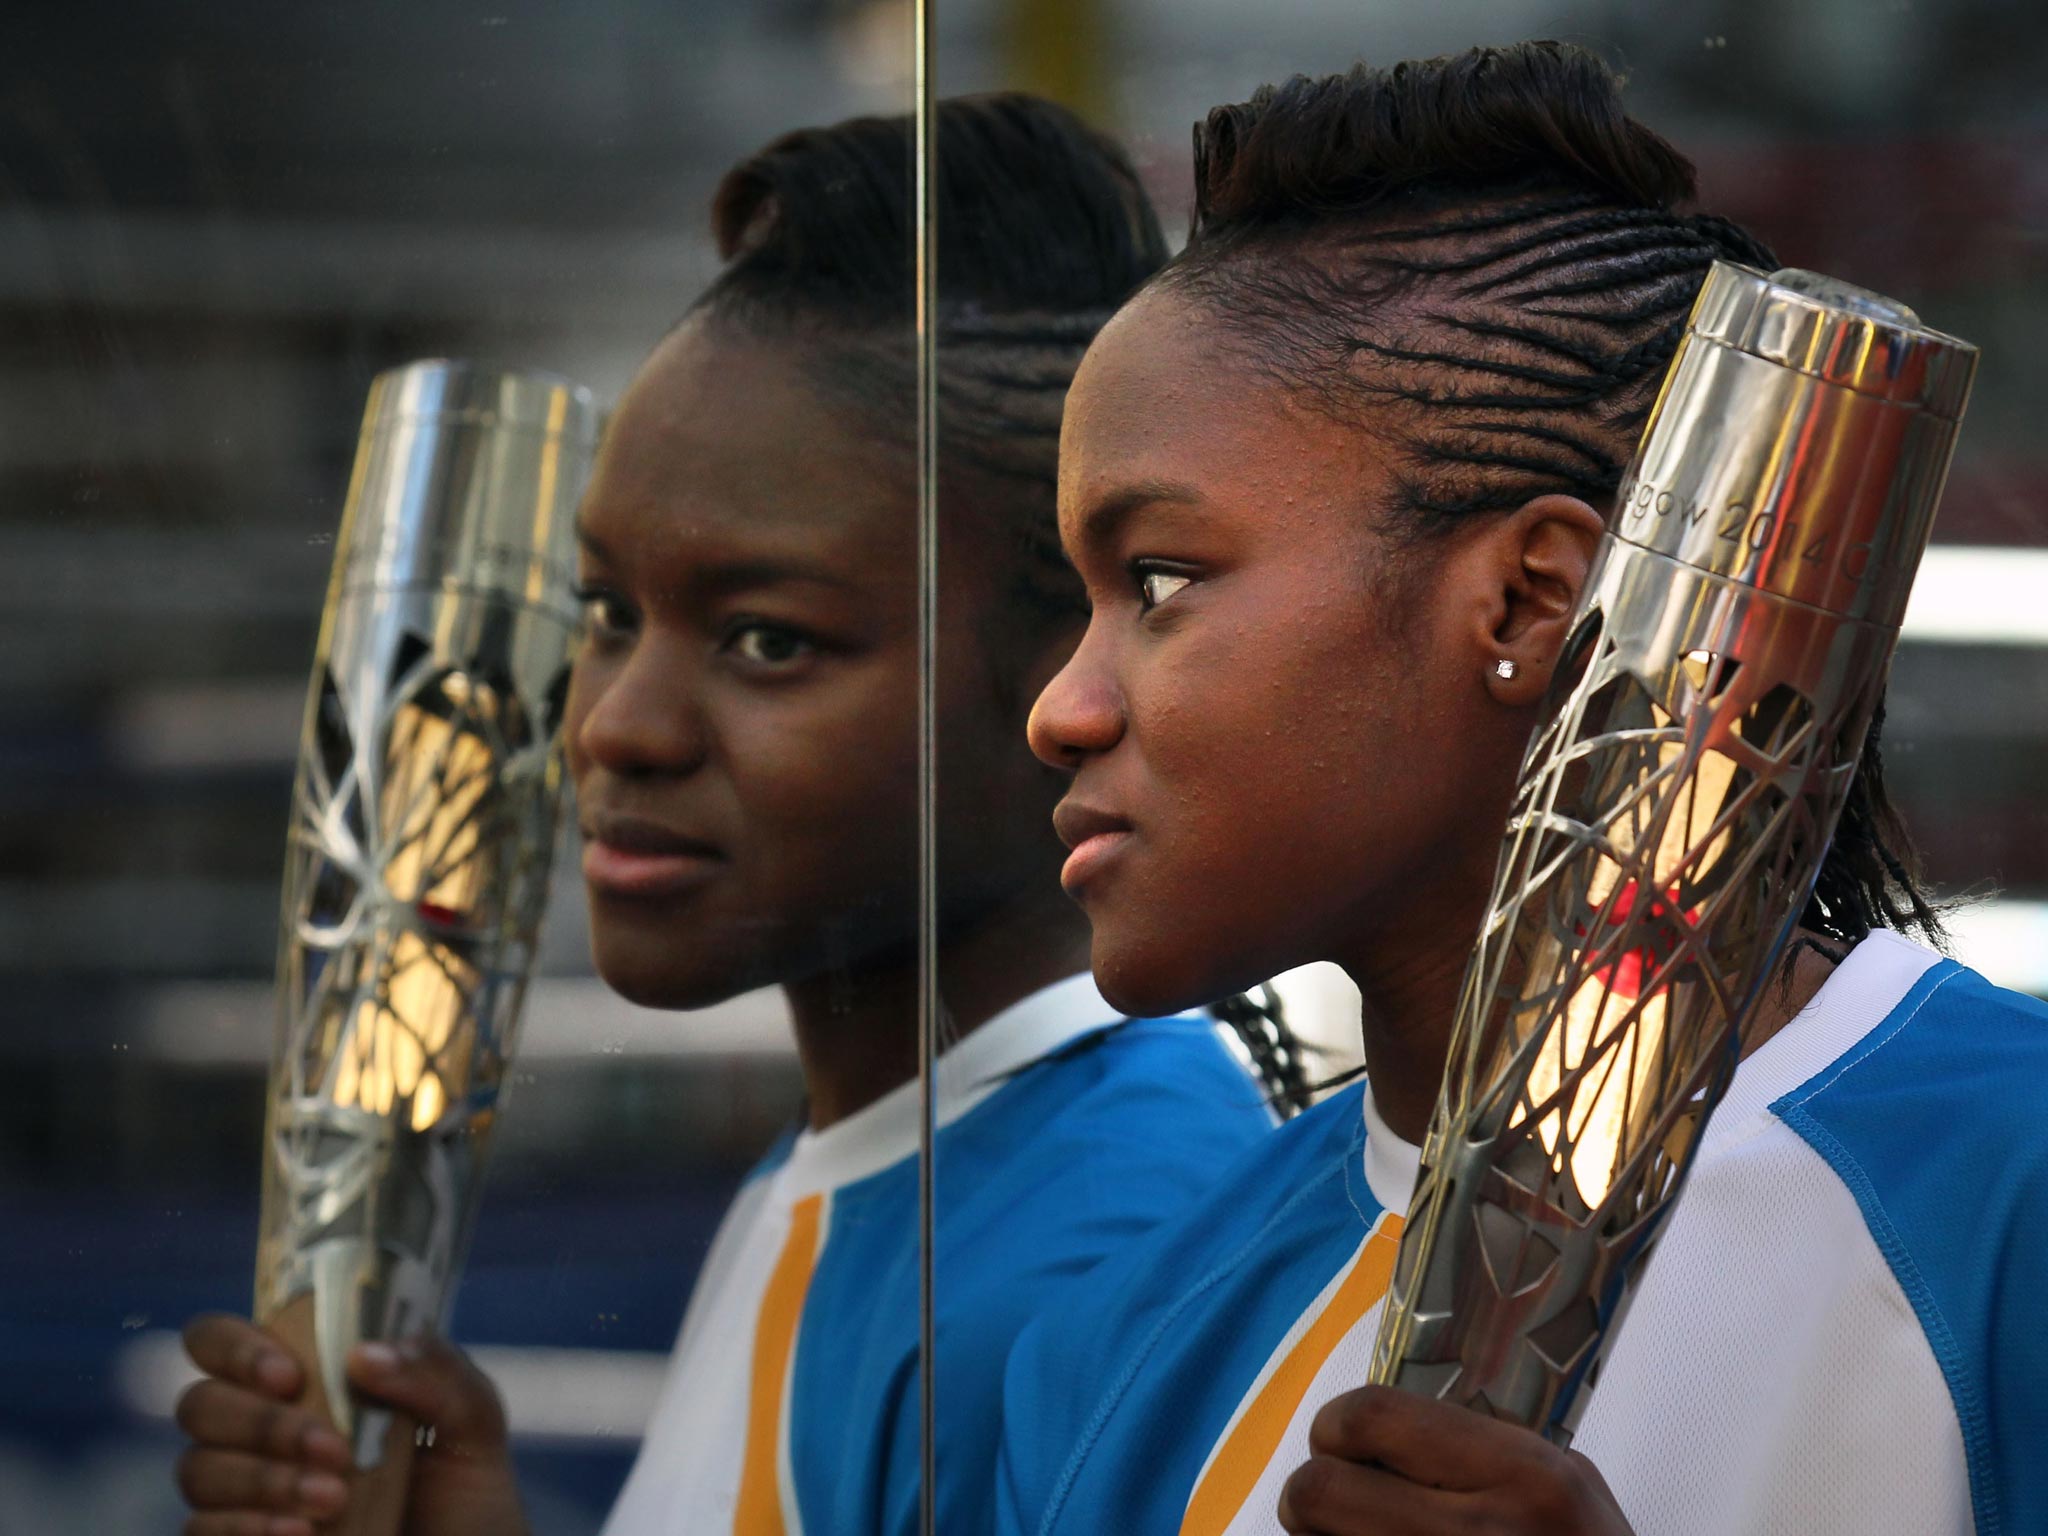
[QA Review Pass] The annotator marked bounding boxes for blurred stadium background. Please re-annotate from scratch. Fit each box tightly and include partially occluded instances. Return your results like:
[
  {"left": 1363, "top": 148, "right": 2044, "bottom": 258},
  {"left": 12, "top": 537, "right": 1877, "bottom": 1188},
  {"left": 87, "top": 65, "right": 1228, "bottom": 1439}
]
[{"left": 1, "top": 0, "right": 2041, "bottom": 1530}]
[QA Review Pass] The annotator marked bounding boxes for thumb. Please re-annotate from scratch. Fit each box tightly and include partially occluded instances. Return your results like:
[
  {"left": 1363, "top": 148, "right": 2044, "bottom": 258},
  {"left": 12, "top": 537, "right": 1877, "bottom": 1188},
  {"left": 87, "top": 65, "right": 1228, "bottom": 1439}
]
[{"left": 345, "top": 1337, "right": 508, "bottom": 1456}]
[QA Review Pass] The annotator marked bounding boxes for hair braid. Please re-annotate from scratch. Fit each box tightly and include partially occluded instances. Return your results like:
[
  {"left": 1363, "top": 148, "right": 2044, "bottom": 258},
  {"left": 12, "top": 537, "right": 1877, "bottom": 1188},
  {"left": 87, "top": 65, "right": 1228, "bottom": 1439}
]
[
  {"left": 1686, "top": 211, "right": 1779, "bottom": 269},
  {"left": 1209, "top": 986, "right": 1317, "bottom": 1116}
]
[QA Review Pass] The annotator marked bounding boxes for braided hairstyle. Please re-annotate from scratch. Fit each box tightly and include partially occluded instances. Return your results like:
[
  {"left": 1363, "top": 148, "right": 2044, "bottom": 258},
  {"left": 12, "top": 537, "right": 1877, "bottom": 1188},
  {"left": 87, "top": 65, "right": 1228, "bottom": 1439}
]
[
  {"left": 1209, "top": 985, "right": 1316, "bottom": 1116},
  {"left": 694, "top": 94, "right": 1319, "bottom": 1110},
  {"left": 1157, "top": 42, "right": 1943, "bottom": 954}
]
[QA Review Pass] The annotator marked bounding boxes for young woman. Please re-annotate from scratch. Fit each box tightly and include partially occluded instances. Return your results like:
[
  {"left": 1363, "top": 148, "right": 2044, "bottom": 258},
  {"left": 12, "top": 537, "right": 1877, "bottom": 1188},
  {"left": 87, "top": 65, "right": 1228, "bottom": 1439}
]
[
  {"left": 1001, "top": 44, "right": 2047, "bottom": 1536},
  {"left": 171, "top": 95, "right": 1298, "bottom": 1536}
]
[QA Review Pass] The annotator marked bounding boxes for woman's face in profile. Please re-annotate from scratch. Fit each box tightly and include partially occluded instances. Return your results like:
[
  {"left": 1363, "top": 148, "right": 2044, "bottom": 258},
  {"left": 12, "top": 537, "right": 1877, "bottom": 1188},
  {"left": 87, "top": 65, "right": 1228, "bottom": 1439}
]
[
  {"left": 565, "top": 316, "right": 1071, "bottom": 1013},
  {"left": 1029, "top": 288, "right": 1520, "bottom": 1015}
]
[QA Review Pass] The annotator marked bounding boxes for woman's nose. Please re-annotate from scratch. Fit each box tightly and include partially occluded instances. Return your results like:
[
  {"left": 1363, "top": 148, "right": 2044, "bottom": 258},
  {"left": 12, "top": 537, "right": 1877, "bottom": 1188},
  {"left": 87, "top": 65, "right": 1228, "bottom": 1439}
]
[
  {"left": 1027, "top": 626, "right": 1124, "bottom": 770},
  {"left": 566, "top": 639, "right": 708, "bottom": 781}
]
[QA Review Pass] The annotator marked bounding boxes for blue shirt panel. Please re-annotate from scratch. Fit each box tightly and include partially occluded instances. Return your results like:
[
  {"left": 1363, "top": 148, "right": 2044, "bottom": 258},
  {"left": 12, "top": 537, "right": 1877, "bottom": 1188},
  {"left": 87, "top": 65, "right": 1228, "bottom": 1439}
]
[
  {"left": 998, "top": 1081, "right": 1386, "bottom": 1536},
  {"left": 786, "top": 1014, "right": 1279, "bottom": 1536},
  {"left": 1773, "top": 960, "right": 2048, "bottom": 1536}
]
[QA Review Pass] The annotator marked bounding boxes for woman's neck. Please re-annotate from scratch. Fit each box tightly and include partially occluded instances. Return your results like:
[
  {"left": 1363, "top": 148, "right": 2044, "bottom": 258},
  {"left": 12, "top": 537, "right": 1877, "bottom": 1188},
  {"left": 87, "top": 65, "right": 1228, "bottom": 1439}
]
[
  {"left": 1350, "top": 937, "right": 1473, "bottom": 1146},
  {"left": 780, "top": 885, "right": 1095, "bottom": 1132},
  {"left": 1340, "top": 846, "right": 1497, "bottom": 1144}
]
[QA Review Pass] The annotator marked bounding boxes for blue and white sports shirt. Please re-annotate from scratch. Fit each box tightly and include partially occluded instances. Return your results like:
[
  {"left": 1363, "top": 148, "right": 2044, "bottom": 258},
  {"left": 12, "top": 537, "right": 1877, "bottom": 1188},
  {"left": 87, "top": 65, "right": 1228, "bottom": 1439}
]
[
  {"left": 602, "top": 974, "right": 1277, "bottom": 1536},
  {"left": 999, "top": 932, "right": 2048, "bottom": 1536}
]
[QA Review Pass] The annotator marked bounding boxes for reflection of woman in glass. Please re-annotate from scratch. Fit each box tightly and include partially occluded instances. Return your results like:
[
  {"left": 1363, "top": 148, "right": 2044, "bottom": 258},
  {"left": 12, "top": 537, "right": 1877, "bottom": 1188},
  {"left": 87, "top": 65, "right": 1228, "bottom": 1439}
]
[
  {"left": 1003, "top": 44, "right": 2047, "bottom": 1536},
  {"left": 174, "top": 95, "right": 1294, "bottom": 1536}
]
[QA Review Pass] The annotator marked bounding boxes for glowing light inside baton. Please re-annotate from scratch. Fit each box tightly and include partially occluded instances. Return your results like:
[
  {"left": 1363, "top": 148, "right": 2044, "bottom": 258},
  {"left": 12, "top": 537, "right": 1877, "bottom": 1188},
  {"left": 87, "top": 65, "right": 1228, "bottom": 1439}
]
[
  {"left": 328, "top": 697, "right": 492, "bottom": 1133},
  {"left": 1516, "top": 678, "right": 1737, "bottom": 1210}
]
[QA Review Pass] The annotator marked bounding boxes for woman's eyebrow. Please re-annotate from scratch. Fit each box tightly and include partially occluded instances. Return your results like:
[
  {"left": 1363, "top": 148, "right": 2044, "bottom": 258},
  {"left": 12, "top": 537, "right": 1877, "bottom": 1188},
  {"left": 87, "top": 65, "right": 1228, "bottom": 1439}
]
[
  {"left": 689, "top": 559, "right": 859, "bottom": 598},
  {"left": 1075, "top": 478, "right": 1205, "bottom": 552},
  {"left": 574, "top": 524, "right": 853, "bottom": 596}
]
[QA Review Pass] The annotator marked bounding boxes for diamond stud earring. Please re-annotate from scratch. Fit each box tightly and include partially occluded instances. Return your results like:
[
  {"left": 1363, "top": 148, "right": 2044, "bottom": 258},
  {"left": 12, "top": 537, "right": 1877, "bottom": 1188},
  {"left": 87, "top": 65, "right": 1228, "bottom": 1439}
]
[{"left": 1494, "top": 658, "right": 1519, "bottom": 680}]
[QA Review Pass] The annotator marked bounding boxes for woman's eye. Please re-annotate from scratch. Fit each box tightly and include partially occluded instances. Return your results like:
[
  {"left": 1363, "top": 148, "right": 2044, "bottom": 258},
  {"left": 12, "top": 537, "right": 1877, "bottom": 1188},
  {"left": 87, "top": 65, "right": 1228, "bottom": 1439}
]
[
  {"left": 574, "top": 585, "right": 637, "bottom": 641},
  {"left": 1137, "top": 567, "right": 1192, "bottom": 612},
  {"left": 727, "top": 623, "right": 815, "bottom": 668}
]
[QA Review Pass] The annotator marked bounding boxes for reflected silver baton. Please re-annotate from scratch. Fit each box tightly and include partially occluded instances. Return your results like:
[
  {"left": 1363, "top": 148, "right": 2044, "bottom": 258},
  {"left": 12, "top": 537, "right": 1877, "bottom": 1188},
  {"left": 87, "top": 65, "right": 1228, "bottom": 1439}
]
[
  {"left": 1367, "top": 264, "right": 1977, "bottom": 1438},
  {"left": 253, "top": 362, "right": 597, "bottom": 1503}
]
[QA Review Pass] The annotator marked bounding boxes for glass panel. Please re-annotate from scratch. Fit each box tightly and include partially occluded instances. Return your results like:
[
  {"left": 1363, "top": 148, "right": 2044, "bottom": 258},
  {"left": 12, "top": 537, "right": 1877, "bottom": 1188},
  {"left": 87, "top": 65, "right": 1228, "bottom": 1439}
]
[
  {"left": 929, "top": 8, "right": 2044, "bottom": 1535},
  {"left": 911, "top": 30, "right": 1324, "bottom": 1536},
  {"left": 1, "top": 6, "right": 926, "bottom": 1534}
]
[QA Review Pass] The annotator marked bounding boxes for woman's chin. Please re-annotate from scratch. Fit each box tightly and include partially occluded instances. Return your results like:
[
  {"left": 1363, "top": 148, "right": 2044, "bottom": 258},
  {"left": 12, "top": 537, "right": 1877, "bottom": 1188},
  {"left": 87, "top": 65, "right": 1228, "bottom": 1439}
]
[
  {"left": 1089, "top": 938, "right": 1226, "bottom": 1022},
  {"left": 591, "top": 941, "right": 762, "bottom": 1014}
]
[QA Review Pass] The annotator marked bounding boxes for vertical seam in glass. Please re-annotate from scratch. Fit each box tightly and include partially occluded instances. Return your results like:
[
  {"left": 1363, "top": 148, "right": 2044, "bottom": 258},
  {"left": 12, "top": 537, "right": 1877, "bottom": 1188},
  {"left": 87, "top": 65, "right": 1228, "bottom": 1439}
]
[{"left": 912, "top": 4, "right": 939, "bottom": 1535}]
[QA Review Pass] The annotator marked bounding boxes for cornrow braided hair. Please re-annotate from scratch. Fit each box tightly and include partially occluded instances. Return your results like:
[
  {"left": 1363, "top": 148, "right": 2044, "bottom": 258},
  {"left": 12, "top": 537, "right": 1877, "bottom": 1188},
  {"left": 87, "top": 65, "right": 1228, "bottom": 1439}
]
[
  {"left": 1209, "top": 986, "right": 1316, "bottom": 1117},
  {"left": 694, "top": 93, "right": 1321, "bottom": 1105},
  {"left": 823, "top": 303, "right": 1120, "bottom": 635},
  {"left": 1164, "top": 41, "right": 1944, "bottom": 952}
]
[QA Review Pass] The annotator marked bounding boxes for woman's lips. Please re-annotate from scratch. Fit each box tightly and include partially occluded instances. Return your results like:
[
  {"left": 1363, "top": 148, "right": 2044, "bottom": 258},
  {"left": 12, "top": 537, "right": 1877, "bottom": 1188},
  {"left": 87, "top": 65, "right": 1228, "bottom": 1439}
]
[
  {"left": 1053, "top": 800, "right": 1135, "bottom": 895},
  {"left": 1060, "top": 827, "right": 1133, "bottom": 894},
  {"left": 579, "top": 816, "right": 726, "bottom": 898}
]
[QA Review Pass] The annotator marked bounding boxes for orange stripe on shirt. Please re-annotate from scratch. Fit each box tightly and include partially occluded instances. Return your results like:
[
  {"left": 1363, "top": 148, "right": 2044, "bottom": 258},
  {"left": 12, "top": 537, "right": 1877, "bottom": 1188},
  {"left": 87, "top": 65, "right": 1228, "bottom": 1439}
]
[
  {"left": 734, "top": 1191, "right": 825, "bottom": 1535},
  {"left": 1179, "top": 1213, "right": 1405, "bottom": 1536}
]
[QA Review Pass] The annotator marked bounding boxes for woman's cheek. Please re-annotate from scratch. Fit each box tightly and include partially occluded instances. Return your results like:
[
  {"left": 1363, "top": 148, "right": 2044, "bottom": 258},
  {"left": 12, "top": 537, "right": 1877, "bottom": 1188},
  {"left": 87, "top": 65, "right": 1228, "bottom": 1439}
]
[{"left": 1140, "top": 645, "right": 1266, "bottom": 777}]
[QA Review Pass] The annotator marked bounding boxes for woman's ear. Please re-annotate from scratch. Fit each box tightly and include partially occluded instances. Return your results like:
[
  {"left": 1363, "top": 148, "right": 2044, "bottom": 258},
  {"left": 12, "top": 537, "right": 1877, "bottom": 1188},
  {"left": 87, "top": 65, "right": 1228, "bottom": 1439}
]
[{"left": 1483, "top": 494, "right": 1605, "bottom": 705}]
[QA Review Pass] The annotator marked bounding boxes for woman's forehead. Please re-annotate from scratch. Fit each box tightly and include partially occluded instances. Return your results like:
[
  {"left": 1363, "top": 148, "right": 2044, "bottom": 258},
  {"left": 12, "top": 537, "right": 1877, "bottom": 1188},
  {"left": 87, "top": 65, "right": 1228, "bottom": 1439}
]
[
  {"left": 1064, "top": 297, "right": 1374, "bottom": 515},
  {"left": 618, "top": 324, "right": 899, "bottom": 472},
  {"left": 587, "top": 330, "right": 915, "bottom": 555},
  {"left": 1071, "top": 288, "right": 1222, "bottom": 411}
]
